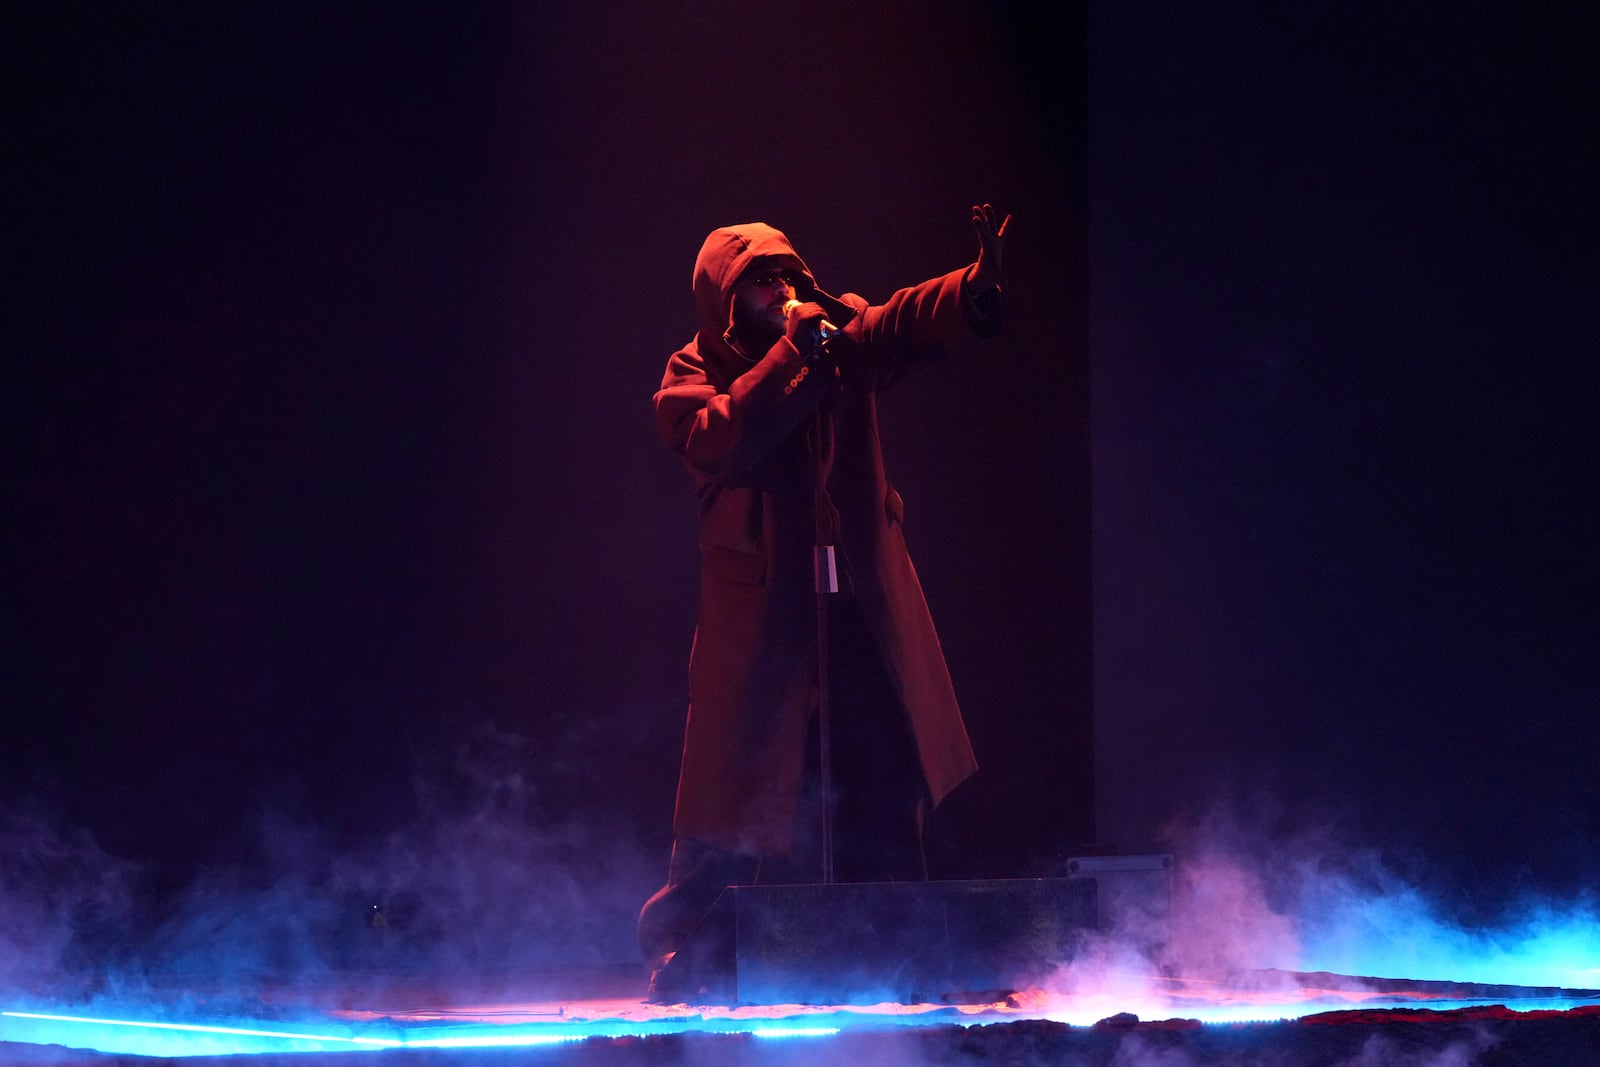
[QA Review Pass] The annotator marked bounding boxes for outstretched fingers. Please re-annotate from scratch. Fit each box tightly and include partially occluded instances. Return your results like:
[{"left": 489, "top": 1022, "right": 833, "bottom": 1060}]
[{"left": 971, "top": 203, "right": 1012, "bottom": 238}]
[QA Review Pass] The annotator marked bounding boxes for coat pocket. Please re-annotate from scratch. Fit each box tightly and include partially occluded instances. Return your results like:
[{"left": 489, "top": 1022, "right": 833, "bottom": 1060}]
[{"left": 704, "top": 544, "right": 768, "bottom": 586}]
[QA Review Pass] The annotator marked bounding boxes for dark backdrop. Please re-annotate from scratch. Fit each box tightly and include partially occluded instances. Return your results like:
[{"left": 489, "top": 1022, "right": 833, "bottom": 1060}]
[
  {"left": 6, "top": 0, "right": 1595, "bottom": 971},
  {"left": 3, "top": 0, "right": 1091, "bottom": 930},
  {"left": 1090, "top": 4, "right": 1599, "bottom": 904}
]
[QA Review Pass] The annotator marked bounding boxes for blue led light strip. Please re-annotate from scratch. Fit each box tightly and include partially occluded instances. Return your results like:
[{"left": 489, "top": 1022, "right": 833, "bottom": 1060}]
[
  {"left": 1, "top": 1010, "right": 398, "bottom": 1047},
  {"left": 1, "top": 1008, "right": 843, "bottom": 1056}
]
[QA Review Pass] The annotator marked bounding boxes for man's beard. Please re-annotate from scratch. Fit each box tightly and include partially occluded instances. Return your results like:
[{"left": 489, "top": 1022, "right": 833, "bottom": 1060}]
[{"left": 732, "top": 300, "right": 784, "bottom": 356}]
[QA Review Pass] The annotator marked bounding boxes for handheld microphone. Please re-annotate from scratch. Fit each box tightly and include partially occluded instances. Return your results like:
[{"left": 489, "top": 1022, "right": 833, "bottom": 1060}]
[{"left": 783, "top": 299, "right": 839, "bottom": 341}]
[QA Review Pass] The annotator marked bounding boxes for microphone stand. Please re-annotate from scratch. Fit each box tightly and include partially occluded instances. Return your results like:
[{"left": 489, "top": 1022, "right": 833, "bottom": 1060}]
[
  {"left": 814, "top": 529, "right": 837, "bottom": 886},
  {"left": 809, "top": 346, "right": 839, "bottom": 887}
]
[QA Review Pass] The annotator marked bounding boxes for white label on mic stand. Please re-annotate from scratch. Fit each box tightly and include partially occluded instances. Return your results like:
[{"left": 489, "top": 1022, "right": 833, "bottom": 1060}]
[{"left": 816, "top": 545, "right": 838, "bottom": 594}]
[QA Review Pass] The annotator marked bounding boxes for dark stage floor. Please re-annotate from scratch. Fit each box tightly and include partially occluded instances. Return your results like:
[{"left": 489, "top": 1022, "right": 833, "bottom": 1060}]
[{"left": 4, "top": 966, "right": 1597, "bottom": 1065}]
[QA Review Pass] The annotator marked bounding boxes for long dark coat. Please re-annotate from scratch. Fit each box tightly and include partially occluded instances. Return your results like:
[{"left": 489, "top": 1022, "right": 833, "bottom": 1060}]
[{"left": 654, "top": 223, "right": 1001, "bottom": 856}]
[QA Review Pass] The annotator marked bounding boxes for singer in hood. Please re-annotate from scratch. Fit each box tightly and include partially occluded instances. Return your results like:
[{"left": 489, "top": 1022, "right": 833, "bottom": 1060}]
[{"left": 640, "top": 204, "right": 1009, "bottom": 982}]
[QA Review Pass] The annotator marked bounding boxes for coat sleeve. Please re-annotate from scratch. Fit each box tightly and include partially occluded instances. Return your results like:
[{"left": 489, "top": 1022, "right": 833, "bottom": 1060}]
[
  {"left": 654, "top": 333, "right": 833, "bottom": 481},
  {"left": 845, "top": 266, "right": 1003, "bottom": 392},
  {"left": 654, "top": 267, "right": 1002, "bottom": 480}
]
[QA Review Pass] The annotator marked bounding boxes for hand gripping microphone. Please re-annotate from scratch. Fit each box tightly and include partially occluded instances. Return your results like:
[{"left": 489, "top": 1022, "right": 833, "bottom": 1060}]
[{"left": 783, "top": 299, "right": 840, "bottom": 342}]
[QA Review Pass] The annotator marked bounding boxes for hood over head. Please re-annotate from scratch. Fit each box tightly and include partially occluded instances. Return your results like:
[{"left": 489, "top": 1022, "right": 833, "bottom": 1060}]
[{"left": 692, "top": 223, "right": 854, "bottom": 354}]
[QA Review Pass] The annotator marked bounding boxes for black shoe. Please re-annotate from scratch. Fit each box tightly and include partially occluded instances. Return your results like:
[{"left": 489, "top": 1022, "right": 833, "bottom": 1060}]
[{"left": 645, "top": 951, "right": 679, "bottom": 1003}]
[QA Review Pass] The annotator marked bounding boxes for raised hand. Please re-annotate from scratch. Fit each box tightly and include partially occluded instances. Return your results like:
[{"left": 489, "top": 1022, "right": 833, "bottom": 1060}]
[{"left": 967, "top": 203, "right": 1011, "bottom": 294}]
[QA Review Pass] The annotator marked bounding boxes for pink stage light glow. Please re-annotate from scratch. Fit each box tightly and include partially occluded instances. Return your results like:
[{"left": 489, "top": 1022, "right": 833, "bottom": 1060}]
[{"left": 4, "top": 981, "right": 1597, "bottom": 1060}]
